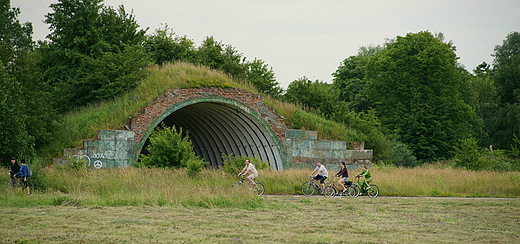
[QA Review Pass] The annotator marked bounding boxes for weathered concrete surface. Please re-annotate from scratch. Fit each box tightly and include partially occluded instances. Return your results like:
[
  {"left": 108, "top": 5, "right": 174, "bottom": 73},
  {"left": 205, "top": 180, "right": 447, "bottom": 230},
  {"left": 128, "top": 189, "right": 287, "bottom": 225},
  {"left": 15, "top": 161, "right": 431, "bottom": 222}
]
[
  {"left": 60, "top": 130, "right": 135, "bottom": 168},
  {"left": 282, "top": 129, "right": 372, "bottom": 169}
]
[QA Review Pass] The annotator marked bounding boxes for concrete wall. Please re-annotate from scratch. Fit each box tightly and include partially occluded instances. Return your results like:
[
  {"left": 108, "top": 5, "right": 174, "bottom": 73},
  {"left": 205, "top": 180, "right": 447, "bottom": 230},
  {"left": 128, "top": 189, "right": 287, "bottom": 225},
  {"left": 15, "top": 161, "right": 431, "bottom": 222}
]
[
  {"left": 61, "top": 130, "right": 136, "bottom": 168},
  {"left": 282, "top": 129, "right": 373, "bottom": 170}
]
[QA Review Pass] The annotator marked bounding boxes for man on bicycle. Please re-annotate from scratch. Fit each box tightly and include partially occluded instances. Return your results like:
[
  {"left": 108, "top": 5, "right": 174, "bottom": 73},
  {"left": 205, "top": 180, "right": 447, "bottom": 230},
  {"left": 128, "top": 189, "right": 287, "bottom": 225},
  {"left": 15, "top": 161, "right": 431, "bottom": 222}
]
[
  {"left": 310, "top": 162, "right": 328, "bottom": 192},
  {"left": 238, "top": 160, "right": 258, "bottom": 187}
]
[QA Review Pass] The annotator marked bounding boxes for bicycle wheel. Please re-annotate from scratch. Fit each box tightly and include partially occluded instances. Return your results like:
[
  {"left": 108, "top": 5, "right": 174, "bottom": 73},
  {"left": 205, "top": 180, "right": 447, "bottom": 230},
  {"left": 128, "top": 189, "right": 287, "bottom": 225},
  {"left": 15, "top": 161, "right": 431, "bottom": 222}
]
[
  {"left": 301, "top": 182, "right": 315, "bottom": 196},
  {"left": 347, "top": 185, "right": 359, "bottom": 197},
  {"left": 323, "top": 186, "right": 336, "bottom": 197},
  {"left": 366, "top": 184, "right": 379, "bottom": 197},
  {"left": 231, "top": 181, "right": 242, "bottom": 189},
  {"left": 252, "top": 183, "right": 265, "bottom": 196}
]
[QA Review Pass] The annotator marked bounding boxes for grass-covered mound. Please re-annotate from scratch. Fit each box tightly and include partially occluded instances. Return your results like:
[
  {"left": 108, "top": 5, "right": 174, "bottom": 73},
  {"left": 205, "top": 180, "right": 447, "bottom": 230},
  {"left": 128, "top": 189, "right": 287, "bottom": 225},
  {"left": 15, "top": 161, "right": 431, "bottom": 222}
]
[{"left": 40, "top": 62, "right": 361, "bottom": 160}]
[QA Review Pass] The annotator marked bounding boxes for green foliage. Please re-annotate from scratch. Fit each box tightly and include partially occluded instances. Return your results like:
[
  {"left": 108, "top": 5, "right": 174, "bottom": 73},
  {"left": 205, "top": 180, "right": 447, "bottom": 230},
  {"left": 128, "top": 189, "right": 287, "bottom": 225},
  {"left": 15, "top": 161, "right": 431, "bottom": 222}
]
[
  {"left": 493, "top": 103, "right": 520, "bottom": 150},
  {"left": 453, "top": 138, "right": 490, "bottom": 170},
  {"left": 0, "top": 0, "right": 33, "bottom": 68},
  {"left": 284, "top": 77, "right": 340, "bottom": 116},
  {"left": 65, "top": 156, "right": 92, "bottom": 170},
  {"left": 245, "top": 58, "right": 282, "bottom": 98},
  {"left": 389, "top": 141, "right": 419, "bottom": 167},
  {"left": 143, "top": 24, "right": 196, "bottom": 65},
  {"left": 290, "top": 109, "right": 360, "bottom": 142},
  {"left": 194, "top": 36, "right": 248, "bottom": 80},
  {"left": 144, "top": 27, "right": 282, "bottom": 97},
  {"left": 138, "top": 124, "right": 206, "bottom": 173},
  {"left": 221, "top": 153, "right": 269, "bottom": 175},
  {"left": 0, "top": 63, "right": 34, "bottom": 165},
  {"left": 492, "top": 31, "right": 520, "bottom": 105},
  {"left": 366, "top": 31, "right": 480, "bottom": 162},
  {"left": 41, "top": 0, "right": 150, "bottom": 113},
  {"left": 481, "top": 149, "right": 520, "bottom": 172},
  {"left": 332, "top": 45, "right": 383, "bottom": 112},
  {"left": 24, "top": 158, "right": 47, "bottom": 192}
]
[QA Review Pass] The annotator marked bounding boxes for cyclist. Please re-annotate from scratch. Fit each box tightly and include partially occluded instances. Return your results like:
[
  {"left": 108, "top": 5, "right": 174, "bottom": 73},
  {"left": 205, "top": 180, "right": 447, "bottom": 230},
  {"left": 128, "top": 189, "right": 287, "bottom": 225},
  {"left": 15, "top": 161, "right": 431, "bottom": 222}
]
[
  {"left": 356, "top": 165, "right": 372, "bottom": 192},
  {"left": 334, "top": 162, "right": 349, "bottom": 193},
  {"left": 310, "top": 162, "right": 328, "bottom": 192},
  {"left": 238, "top": 160, "right": 258, "bottom": 187}
]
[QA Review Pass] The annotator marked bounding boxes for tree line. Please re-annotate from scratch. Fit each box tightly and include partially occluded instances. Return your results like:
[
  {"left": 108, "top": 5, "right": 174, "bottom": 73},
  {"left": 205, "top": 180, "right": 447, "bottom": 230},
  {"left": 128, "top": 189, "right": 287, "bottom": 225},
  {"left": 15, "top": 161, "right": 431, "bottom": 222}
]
[{"left": 1, "top": 0, "right": 519, "bottom": 170}]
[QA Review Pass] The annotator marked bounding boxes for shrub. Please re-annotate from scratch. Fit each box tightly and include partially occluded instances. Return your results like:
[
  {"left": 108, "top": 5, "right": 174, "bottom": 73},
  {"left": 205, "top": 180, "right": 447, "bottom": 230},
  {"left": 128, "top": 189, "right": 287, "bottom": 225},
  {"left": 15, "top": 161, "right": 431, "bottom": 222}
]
[
  {"left": 389, "top": 141, "right": 419, "bottom": 167},
  {"left": 137, "top": 124, "right": 206, "bottom": 173},
  {"left": 453, "top": 137, "right": 490, "bottom": 170}
]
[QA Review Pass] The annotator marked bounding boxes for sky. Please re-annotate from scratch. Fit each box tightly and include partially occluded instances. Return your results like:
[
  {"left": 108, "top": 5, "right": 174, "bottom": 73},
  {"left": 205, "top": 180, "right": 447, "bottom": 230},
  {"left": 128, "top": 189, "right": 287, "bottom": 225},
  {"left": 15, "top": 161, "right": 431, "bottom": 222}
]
[{"left": 13, "top": 0, "right": 520, "bottom": 88}]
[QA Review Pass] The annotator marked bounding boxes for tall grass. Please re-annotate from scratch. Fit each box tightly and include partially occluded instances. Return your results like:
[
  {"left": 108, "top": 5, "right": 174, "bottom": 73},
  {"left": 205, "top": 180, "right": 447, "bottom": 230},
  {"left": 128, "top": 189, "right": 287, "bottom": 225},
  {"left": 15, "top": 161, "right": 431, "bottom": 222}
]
[
  {"left": 39, "top": 167, "right": 263, "bottom": 208},
  {"left": 2, "top": 165, "right": 517, "bottom": 209},
  {"left": 375, "top": 165, "right": 520, "bottom": 197}
]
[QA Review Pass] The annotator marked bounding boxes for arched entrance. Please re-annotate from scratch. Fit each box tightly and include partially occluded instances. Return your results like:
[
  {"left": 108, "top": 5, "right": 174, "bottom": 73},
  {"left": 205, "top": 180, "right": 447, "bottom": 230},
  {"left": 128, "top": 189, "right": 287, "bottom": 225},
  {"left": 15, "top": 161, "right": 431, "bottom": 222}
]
[{"left": 135, "top": 96, "right": 284, "bottom": 170}]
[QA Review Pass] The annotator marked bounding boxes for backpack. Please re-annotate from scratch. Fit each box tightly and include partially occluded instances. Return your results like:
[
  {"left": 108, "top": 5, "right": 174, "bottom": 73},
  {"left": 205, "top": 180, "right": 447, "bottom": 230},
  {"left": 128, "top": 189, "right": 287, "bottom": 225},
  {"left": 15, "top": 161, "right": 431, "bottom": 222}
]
[{"left": 27, "top": 166, "right": 32, "bottom": 177}]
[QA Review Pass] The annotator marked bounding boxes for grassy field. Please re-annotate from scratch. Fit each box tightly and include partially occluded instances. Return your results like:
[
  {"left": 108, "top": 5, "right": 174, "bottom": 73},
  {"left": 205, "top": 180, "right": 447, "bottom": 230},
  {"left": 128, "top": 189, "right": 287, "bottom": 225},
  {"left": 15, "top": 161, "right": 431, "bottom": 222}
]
[
  {"left": 1, "top": 196, "right": 519, "bottom": 243},
  {"left": 1, "top": 166, "right": 519, "bottom": 243}
]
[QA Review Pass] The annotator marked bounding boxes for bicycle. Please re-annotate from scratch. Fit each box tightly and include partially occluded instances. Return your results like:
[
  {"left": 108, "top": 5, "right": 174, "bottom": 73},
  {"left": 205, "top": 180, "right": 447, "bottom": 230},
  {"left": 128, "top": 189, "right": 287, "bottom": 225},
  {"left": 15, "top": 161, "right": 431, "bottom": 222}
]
[
  {"left": 301, "top": 176, "right": 335, "bottom": 197},
  {"left": 328, "top": 176, "right": 358, "bottom": 197},
  {"left": 349, "top": 175, "right": 379, "bottom": 197},
  {"left": 232, "top": 176, "right": 265, "bottom": 196}
]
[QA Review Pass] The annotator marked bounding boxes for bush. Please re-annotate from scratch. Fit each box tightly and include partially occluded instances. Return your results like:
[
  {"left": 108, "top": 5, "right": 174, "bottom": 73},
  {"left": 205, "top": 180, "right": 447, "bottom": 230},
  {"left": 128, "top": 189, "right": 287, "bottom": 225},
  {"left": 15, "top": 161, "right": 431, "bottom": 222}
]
[
  {"left": 221, "top": 153, "right": 270, "bottom": 175},
  {"left": 389, "top": 141, "right": 419, "bottom": 167},
  {"left": 453, "top": 138, "right": 490, "bottom": 170},
  {"left": 137, "top": 124, "right": 206, "bottom": 173}
]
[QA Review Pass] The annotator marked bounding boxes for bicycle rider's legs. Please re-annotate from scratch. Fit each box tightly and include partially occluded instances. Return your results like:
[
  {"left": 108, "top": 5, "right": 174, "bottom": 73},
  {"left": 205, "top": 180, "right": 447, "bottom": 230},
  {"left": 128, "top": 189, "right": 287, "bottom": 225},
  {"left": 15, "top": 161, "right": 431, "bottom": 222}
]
[
  {"left": 362, "top": 178, "right": 372, "bottom": 189},
  {"left": 314, "top": 175, "right": 327, "bottom": 192},
  {"left": 247, "top": 174, "right": 258, "bottom": 187},
  {"left": 338, "top": 177, "right": 348, "bottom": 191}
]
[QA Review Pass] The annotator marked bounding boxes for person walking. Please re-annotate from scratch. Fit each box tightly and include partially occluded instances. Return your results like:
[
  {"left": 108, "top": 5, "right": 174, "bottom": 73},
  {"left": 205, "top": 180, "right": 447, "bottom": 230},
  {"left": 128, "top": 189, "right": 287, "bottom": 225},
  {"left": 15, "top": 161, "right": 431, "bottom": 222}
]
[
  {"left": 9, "top": 157, "right": 20, "bottom": 189},
  {"left": 310, "top": 162, "right": 328, "bottom": 193},
  {"left": 14, "top": 159, "right": 30, "bottom": 195},
  {"left": 238, "top": 160, "right": 258, "bottom": 188},
  {"left": 334, "top": 162, "right": 349, "bottom": 193}
]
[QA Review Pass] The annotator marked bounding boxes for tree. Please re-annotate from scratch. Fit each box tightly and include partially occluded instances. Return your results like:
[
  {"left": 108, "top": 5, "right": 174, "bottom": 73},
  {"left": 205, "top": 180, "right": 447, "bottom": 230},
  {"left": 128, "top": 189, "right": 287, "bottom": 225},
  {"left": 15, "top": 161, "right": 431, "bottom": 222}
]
[
  {"left": 365, "top": 31, "right": 480, "bottom": 161},
  {"left": 41, "top": 0, "right": 150, "bottom": 112},
  {"left": 144, "top": 24, "right": 196, "bottom": 65},
  {"left": 283, "top": 77, "right": 339, "bottom": 116},
  {"left": 0, "top": 63, "right": 34, "bottom": 165},
  {"left": 492, "top": 31, "right": 520, "bottom": 105},
  {"left": 332, "top": 45, "right": 384, "bottom": 112},
  {"left": 245, "top": 58, "right": 282, "bottom": 98},
  {"left": 0, "top": 0, "right": 55, "bottom": 156},
  {"left": 0, "top": 0, "right": 33, "bottom": 69},
  {"left": 194, "top": 36, "right": 248, "bottom": 80},
  {"left": 490, "top": 32, "right": 520, "bottom": 150}
]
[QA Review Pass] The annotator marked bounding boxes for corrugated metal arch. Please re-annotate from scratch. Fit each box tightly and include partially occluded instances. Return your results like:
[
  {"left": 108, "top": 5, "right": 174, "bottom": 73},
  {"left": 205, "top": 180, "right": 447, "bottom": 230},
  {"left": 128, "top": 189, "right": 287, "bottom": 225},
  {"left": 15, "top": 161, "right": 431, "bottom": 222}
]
[{"left": 137, "top": 97, "right": 284, "bottom": 170}]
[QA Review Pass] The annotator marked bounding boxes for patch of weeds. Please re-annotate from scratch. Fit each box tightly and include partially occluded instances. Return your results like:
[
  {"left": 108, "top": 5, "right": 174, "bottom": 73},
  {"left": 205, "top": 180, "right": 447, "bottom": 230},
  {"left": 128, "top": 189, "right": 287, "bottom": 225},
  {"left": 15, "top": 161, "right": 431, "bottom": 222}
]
[
  {"left": 299, "top": 198, "right": 312, "bottom": 203},
  {"left": 50, "top": 195, "right": 80, "bottom": 206},
  {"left": 343, "top": 205, "right": 355, "bottom": 211},
  {"left": 157, "top": 196, "right": 168, "bottom": 206}
]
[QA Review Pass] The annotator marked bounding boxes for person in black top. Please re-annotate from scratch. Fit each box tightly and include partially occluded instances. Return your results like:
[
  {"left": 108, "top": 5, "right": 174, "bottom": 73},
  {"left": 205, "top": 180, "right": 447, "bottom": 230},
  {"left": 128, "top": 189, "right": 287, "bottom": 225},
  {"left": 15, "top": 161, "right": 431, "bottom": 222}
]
[
  {"left": 334, "top": 162, "right": 349, "bottom": 192},
  {"left": 9, "top": 157, "right": 20, "bottom": 188}
]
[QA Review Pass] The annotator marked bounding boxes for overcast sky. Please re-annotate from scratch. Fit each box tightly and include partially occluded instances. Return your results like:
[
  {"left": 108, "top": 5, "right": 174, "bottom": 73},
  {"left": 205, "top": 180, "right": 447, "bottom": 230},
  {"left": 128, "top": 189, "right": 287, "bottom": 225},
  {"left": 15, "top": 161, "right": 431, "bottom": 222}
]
[{"left": 14, "top": 0, "right": 520, "bottom": 88}]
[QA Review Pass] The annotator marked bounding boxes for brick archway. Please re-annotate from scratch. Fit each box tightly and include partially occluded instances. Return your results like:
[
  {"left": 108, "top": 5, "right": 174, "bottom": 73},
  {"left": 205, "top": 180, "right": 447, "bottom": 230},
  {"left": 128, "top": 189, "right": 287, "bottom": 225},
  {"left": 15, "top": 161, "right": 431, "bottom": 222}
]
[{"left": 131, "top": 88, "right": 287, "bottom": 169}]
